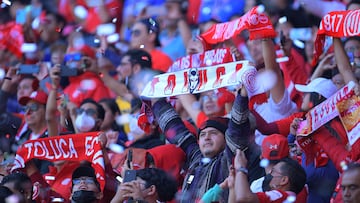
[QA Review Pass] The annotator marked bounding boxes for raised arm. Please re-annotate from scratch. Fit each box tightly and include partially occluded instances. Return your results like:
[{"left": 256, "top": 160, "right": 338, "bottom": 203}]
[
  {"left": 225, "top": 87, "right": 250, "bottom": 153},
  {"left": 177, "top": 94, "right": 202, "bottom": 126},
  {"left": 234, "top": 149, "right": 259, "bottom": 203},
  {"left": 46, "top": 66, "right": 61, "bottom": 136},
  {"left": 262, "top": 39, "right": 286, "bottom": 103},
  {"left": 152, "top": 98, "right": 202, "bottom": 165},
  {"left": 0, "top": 66, "right": 21, "bottom": 114},
  {"left": 333, "top": 38, "right": 359, "bottom": 86}
]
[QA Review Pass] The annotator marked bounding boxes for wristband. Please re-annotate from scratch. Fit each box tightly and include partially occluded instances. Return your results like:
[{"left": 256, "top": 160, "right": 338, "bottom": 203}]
[
  {"left": 4, "top": 77, "right": 12, "bottom": 80},
  {"left": 236, "top": 167, "right": 248, "bottom": 175}
]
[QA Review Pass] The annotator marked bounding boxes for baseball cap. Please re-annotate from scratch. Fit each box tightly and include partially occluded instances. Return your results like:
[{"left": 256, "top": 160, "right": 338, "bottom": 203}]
[
  {"left": 295, "top": 77, "right": 337, "bottom": 99},
  {"left": 139, "top": 18, "right": 161, "bottom": 47},
  {"left": 19, "top": 90, "right": 48, "bottom": 106},
  {"left": 125, "top": 49, "right": 152, "bottom": 69},
  {"left": 72, "top": 165, "right": 97, "bottom": 180},
  {"left": 198, "top": 117, "right": 229, "bottom": 137},
  {"left": 261, "top": 134, "right": 289, "bottom": 160}
]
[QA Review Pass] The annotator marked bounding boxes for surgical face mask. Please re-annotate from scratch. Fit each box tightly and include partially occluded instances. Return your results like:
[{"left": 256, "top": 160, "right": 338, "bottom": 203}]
[
  {"left": 128, "top": 114, "right": 145, "bottom": 141},
  {"left": 71, "top": 190, "right": 97, "bottom": 203},
  {"left": 75, "top": 112, "right": 95, "bottom": 132},
  {"left": 262, "top": 173, "right": 273, "bottom": 192}
]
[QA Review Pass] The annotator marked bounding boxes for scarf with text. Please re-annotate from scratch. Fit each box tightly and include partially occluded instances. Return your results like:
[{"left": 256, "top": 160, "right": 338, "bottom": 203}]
[
  {"left": 297, "top": 81, "right": 358, "bottom": 146},
  {"left": 12, "top": 132, "right": 105, "bottom": 191},
  {"left": 167, "top": 47, "right": 234, "bottom": 72},
  {"left": 312, "top": 9, "right": 360, "bottom": 66},
  {"left": 141, "top": 60, "right": 258, "bottom": 98},
  {"left": 200, "top": 6, "right": 277, "bottom": 45}
]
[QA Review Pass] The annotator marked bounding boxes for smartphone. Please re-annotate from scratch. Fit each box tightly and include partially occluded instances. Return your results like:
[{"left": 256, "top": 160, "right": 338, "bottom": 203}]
[
  {"left": 16, "top": 9, "right": 27, "bottom": 25},
  {"left": 127, "top": 149, "right": 133, "bottom": 169},
  {"left": 347, "top": 52, "right": 355, "bottom": 65},
  {"left": 17, "top": 64, "right": 40, "bottom": 74},
  {"left": 123, "top": 170, "right": 137, "bottom": 183},
  {"left": 60, "top": 66, "right": 78, "bottom": 77}
]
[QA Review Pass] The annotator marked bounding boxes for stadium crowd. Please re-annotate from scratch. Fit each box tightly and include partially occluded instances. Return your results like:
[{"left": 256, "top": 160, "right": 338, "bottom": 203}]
[{"left": 0, "top": 0, "right": 360, "bottom": 202}]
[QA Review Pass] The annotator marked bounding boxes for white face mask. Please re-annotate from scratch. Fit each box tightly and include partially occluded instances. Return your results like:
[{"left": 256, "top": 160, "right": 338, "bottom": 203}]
[
  {"left": 75, "top": 112, "right": 95, "bottom": 132},
  {"left": 128, "top": 114, "right": 145, "bottom": 141}
]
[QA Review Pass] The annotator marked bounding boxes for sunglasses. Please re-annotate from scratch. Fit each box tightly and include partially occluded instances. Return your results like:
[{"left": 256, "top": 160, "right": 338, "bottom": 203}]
[
  {"left": 23, "top": 103, "right": 41, "bottom": 113},
  {"left": 64, "top": 53, "right": 82, "bottom": 62},
  {"left": 76, "top": 108, "right": 97, "bottom": 116},
  {"left": 72, "top": 177, "right": 96, "bottom": 185}
]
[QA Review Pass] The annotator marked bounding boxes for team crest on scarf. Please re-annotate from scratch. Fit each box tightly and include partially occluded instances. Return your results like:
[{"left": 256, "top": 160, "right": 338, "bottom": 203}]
[{"left": 188, "top": 68, "right": 200, "bottom": 94}]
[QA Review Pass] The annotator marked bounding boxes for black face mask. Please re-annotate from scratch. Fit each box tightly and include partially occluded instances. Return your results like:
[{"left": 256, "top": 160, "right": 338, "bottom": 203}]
[
  {"left": 262, "top": 174, "right": 273, "bottom": 192},
  {"left": 71, "top": 190, "right": 97, "bottom": 203}
]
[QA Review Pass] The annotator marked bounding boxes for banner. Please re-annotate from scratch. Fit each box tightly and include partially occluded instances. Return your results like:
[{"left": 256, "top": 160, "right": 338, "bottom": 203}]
[
  {"left": 200, "top": 6, "right": 277, "bottom": 45},
  {"left": 297, "top": 81, "right": 356, "bottom": 136},
  {"left": 337, "top": 94, "right": 360, "bottom": 146},
  {"left": 312, "top": 9, "right": 360, "bottom": 66},
  {"left": 12, "top": 132, "right": 105, "bottom": 191},
  {"left": 141, "top": 61, "right": 255, "bottom": 98},
  {"left": 167, "top": 47, "right": 234, "bottom": 72}
]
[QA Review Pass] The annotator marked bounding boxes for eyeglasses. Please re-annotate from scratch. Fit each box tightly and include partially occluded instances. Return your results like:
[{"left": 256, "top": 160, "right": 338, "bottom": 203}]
[
  {"left": 72, "top": 177, "right": 96, "bottom": 185},
  {"left": 76, "top": 108, "right": 97, "bottom": 116},
  {"left": 131, "top": 29, "right": 142, "bottom": 37},
  {"left": 23, "top": 103, "right": 40, "bottom": 113}
]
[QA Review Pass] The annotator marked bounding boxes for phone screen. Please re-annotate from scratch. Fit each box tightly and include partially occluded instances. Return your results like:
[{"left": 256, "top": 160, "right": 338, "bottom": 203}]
[
  {"left": 17, "top": 64, "right": 40, "bottom": 74},
  {"left": 123, "top": 170, "right": 137, "bottom": 183},
  {"left": 16, "top": 9, "right": 27, "bottom": 25}
]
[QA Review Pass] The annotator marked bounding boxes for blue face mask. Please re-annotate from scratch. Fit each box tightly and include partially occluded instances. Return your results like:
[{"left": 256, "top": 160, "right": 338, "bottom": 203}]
[{"left": 71, "top": 190, "right": 97, "bottom": 203}]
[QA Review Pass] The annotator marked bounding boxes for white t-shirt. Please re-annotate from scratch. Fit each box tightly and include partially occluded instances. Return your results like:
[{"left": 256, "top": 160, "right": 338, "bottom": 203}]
[
  {"left": 251, "top": 176, "right": 265, "bottom": 193},
  {"left": 254, "top": 90, "right": 297, "bottom": 146}
]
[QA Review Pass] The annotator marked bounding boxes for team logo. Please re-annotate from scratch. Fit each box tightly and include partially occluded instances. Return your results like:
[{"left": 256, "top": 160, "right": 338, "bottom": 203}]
[{"left": 188, "top": 68, "right": 199, "bottom": 94}]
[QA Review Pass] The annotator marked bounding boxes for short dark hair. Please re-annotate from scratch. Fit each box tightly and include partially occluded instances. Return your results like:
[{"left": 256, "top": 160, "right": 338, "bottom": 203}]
[
  {"left": 0, "top": 172, "right": 32, "bottom": 193},
  {"left": 136, "top": 168, "right": 178, "bottom": 202},
  {"left": 99, "top": 98, "right": 120, "bottom": 116},
  {"left": 124, "top": 49, "right": 152, "bottom": 69},
  {"left": 279, "top": 158, "right": 307, "bottom": 194},
  {"left": 344, "top": 162, "right": 360, "bottom": 173},
  {"left": 346, "top": 0, "right": 360, "bottom": 9},
  {"left": 80, "top": 98, "right": 105, "bottom": 120},
  {"left": 138, "top": 18, "right": 161, "bottom": 47},
  {"left": 343, "top": 36, "right": 360, "bottom": 46}
]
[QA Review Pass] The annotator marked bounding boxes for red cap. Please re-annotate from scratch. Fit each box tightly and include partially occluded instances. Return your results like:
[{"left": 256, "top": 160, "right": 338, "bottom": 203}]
[
  {"left": 19, "top": 90, "right": 48, "bottom": 106},
  {"left": 261, "top": 134, "right": 289, "bottom": 160}
]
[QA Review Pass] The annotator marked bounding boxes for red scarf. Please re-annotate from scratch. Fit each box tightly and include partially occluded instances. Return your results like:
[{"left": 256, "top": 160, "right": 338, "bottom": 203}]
[
  {"left": 312, "top": 9, "right": 360, "bottom": 66},
  {"left": 201, "top": 6, "right": 277, "bottom": 45},
  {"left": 12, "top": 132, "right": 105, "bottom": 191},
  {"left": 0, "top": 21, "right": 24, "bottom": 59},
  {"left": 167, "top": 48, "right": 234, "bottom": 72}
]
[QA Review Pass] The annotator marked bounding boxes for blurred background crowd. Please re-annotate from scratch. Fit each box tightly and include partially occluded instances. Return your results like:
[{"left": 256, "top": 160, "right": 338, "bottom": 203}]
[{"left": 0, "top": 0, "right": 360, "bottom": 202}]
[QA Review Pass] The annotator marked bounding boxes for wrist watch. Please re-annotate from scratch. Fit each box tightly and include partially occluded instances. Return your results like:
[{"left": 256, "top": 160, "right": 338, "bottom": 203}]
[{"left": 236, "top": 167, "right": 248, "bottom": 175}]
